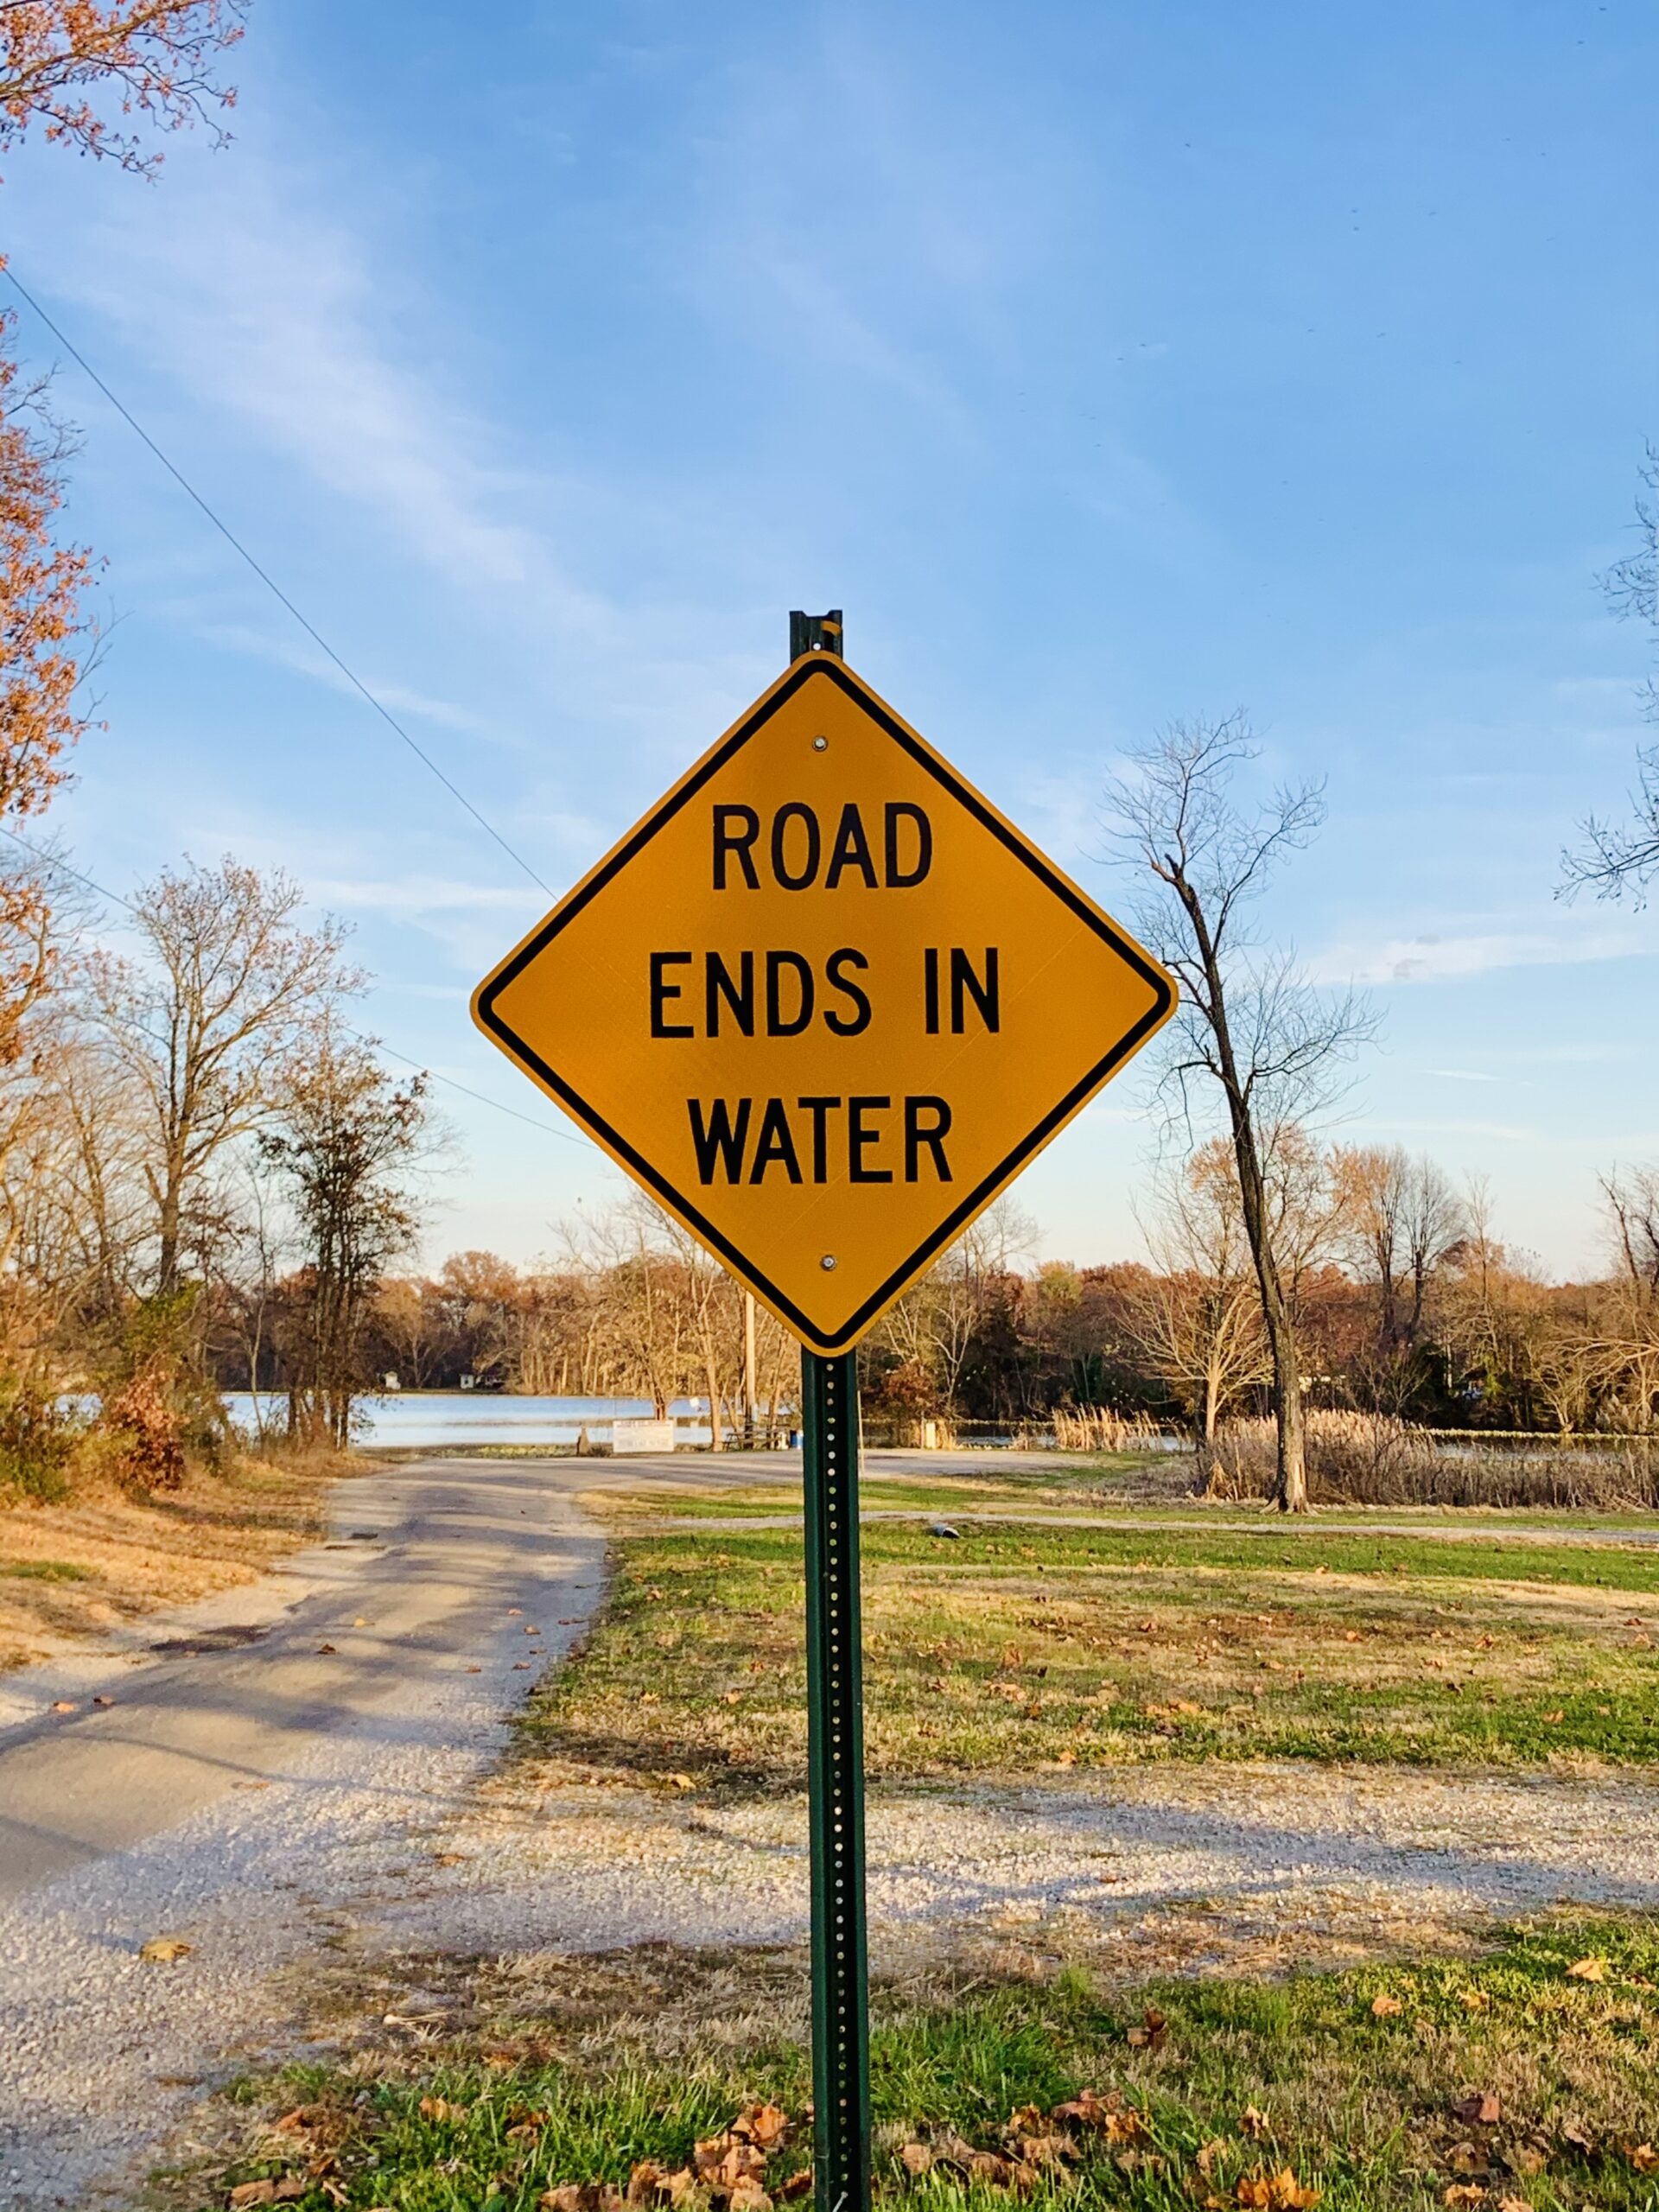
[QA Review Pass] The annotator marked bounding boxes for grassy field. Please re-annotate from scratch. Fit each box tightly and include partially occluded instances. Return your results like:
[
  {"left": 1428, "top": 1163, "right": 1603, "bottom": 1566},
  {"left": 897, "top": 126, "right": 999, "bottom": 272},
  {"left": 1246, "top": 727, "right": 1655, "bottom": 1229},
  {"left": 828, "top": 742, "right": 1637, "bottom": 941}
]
[
  {"left": 520, "top": 1502, "right": 1659, "bottom": 1786},
  {"left": 180, "top": 1915, "right": 1659, "bottom": 2211}
]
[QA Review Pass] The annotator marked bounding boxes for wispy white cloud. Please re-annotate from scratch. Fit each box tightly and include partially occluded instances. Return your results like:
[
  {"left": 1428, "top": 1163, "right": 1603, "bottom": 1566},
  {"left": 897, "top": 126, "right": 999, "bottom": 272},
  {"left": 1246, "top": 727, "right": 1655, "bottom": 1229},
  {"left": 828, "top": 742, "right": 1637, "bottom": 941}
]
[
  {"left": 1311, "top": 924, "right": 1646, "bottom": 986},
  {"left": 194, "top": 620, "right": 498, "bottom": 737},
  {"left": 310, "top": 874, "right": 548, "bottom": 918},
  {"left": 31, "top": 148, "right": 617, "bottom": 640},
  {"left": 1422, "top": 1067, "right": 1506, "bottom": 1084}
]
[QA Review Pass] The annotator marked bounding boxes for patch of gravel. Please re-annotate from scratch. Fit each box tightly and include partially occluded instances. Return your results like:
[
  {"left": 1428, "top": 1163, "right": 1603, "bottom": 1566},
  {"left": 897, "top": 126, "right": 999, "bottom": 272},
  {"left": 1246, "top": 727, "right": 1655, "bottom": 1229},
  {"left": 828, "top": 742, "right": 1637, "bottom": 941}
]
[{"left": 382, "top": 1763, "right": 1659, "bottom": 1965}]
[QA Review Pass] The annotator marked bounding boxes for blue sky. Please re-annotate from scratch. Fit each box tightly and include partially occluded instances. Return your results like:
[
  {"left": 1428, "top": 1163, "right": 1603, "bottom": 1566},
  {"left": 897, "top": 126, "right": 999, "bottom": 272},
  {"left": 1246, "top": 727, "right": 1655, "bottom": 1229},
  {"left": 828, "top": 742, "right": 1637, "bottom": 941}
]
[{"left": 5, "top": 0, "right": 1657, "bottom": 1277}]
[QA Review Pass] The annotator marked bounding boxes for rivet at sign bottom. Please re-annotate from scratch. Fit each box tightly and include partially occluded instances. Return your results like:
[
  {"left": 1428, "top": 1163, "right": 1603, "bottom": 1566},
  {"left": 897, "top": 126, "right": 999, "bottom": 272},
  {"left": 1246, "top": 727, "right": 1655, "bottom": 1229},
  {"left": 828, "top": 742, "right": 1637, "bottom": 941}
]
[{"left": 820, "top": 1254, "right": 838, "bottom": 1270}]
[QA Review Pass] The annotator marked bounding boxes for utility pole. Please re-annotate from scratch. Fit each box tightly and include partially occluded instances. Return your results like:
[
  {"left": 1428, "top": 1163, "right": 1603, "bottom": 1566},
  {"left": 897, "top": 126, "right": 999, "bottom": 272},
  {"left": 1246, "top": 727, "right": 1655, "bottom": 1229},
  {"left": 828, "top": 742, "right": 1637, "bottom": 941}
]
[
  {"left": 790, "top": 606, "right": 870, "bottom": 2212},
  {"left": 743, "top": 1288, "right": 758, "bottom": 1447}
]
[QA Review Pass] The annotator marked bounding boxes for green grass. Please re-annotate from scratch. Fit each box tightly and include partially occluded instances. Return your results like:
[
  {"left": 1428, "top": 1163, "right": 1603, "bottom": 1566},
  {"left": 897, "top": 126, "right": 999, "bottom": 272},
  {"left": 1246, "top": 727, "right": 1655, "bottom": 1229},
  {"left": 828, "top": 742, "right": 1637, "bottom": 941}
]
[
  {"left": 179, "top": 1917, "right": 1659, "bottom": 2210},
  {"left": 518, "top": 1520, "right": 1659, "bottom": 1787},
  {"left": 0, "top": 1558, "right": 94, "bottom": 1582}
]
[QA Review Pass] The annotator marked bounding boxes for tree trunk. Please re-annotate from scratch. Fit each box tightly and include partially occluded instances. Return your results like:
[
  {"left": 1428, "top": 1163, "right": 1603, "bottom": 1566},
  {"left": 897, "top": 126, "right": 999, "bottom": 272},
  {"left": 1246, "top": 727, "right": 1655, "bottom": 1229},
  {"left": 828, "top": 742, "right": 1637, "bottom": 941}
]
[
  {"left": 1194, "top": 1370, "right": 1217, "bottom": 1487},
  {"left": 1235, "top": 1141, "right": 1307, "bottom": 1510},
  {"left": 702, "top": 1347, "right": 724, "bottom": 1451},
  {"left": 1175, "top": 875, "right": 1309, "bottom": 1513}
]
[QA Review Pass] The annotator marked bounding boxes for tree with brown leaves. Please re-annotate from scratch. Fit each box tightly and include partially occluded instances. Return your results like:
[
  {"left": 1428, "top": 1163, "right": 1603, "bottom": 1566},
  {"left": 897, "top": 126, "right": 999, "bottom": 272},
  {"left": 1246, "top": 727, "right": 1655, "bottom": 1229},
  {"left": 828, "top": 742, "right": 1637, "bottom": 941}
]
[
  {"left": 0, "top": 0, "right": 251, "bottom": 1048},
  {"left": 0, "top": 1, "right": 245, "bottom": 173}
]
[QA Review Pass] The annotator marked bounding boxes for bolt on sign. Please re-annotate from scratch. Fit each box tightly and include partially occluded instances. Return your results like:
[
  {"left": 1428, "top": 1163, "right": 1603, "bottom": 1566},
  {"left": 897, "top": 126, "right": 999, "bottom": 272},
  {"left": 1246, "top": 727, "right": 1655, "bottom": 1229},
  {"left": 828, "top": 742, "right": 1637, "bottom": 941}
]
[{"left": 473, "top": 652, "right": 1176, "bottom": 1351}]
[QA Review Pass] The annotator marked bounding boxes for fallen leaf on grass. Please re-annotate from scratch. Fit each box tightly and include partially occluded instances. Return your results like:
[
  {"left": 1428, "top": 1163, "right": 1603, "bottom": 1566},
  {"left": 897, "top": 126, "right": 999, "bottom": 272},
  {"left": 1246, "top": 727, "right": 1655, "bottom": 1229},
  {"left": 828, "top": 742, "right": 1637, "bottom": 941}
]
[
  {"left": 1014, "top": 2133, "right": 1075, "bottom": 2170},
  {"left": 1566, "top": 1956, "right": 1606, "bottom": 1982},
  {"left": 1624, "top": 2143, "right": 1659, "bottom": 2174},
  {"left": 1057, "top": 2079, "right": 1141, "bottom": 2132},
  {"left": 693, "top": 2133, "right": 769, "bottom": 2190},
  {"left": 775, "top": 2171, "right": 812, "bottom": 2200},
  {"left": 1197, "top": 2139, "right": 1233, "bottom": 2176},
  {"left": 1459, "top": 1989, "right": 1491, "bottom": 2012},
  {"left": 900, "top": 2143, "right": 932, "bottom": 2176},
  {"left": 1370, "top": 1993, "right": 1403, "bottom": 2018},
  {"left": 1441, "top": 2190, "right": 1487, "bottom": 2209},
  {"left": 418, "top": 2096, "right": 466, "bottom": 2123},
  {"left": 1450, "top": 2093, "right": 1503, "bottom": 2126},
  {"left": 139, "top": 1937, "right": 193, "bottom": 1963},
  {"left": 540, "top": 2187, "right": 626, "bottom": 2212},
  {"left": 1239, "top": 2107, "right": 1272, "bottom": 2139},
  {"left": 1235, "top": 2169, "right": 1319, "bottom": 2209},
  {"left": 1560, "top": 2120, "right": 1596, "bottom": 2154},
  {"left": 1446, "top": 2142, "right": 1490, "bottom": 2176},
  {"left": 732, "top": 2105, "right": 790, "bottom": 2151},
  {"left": 1127, "top": 2005, "right": 1166, "bottom": 2049},
  {"left": 1541, "top": 1710, "right": 1564, "bottom": 1726},
  {"left": 227, "top": 2182, "right": 307, "bottom": 2208}
]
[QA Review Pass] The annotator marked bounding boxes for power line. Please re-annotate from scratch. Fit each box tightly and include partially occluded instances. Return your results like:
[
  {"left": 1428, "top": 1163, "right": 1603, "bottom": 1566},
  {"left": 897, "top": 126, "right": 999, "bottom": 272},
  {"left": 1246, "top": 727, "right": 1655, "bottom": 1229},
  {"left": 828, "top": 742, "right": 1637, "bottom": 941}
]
[
  {"left": 0, "top": 822, "right": 582, "bottom": 1147},
  {"left": 1, "top": 263, "right": 554, "bottom": 898}
]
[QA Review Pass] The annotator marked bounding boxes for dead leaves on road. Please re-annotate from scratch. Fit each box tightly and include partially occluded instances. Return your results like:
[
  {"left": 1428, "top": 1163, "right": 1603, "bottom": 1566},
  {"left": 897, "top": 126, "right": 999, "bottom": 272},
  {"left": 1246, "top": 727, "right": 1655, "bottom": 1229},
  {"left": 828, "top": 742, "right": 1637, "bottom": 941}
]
[{"left": 137, "top": 1936, "right": 193, "bottom": 1963}]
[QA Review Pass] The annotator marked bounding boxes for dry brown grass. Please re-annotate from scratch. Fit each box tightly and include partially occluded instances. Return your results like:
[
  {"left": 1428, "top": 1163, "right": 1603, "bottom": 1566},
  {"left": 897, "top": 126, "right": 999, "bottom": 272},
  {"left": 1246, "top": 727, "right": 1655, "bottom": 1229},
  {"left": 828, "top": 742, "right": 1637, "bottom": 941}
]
[
  {"left": 0, "top": 1448, "right": 356, "bottom": 1670},
  {"left": 1048, "top": 1407, "right": 1165, "bottom": 1453},
  {"left": 1209, "top": 1411, "right": 1659, "bottom": 1508}
]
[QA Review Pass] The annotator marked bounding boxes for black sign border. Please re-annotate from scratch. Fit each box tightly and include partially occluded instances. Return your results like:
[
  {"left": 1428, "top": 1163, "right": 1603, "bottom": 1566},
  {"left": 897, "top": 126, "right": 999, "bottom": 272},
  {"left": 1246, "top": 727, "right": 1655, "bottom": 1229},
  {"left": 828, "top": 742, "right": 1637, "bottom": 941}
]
[{"left": 475, "top": 658, "right": 1175, "bottom": 1354}]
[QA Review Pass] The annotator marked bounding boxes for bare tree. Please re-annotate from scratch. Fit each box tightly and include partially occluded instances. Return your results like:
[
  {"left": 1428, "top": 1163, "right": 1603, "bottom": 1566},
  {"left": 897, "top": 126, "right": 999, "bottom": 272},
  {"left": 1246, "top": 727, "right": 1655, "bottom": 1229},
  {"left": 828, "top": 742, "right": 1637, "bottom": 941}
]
[
  {"left": 86, "top": 858, "right": 360, "bottom": 1295},
  {"left": 1604, "top": 1164, "right": 1659, "bottom": 1297},
  {"left": 1109, "top": 716, "right": 1376, "bottom": 1510},
  {"left": 876, "top": 1198, "right": 1037, "bottom": 1416},
  {"left": 1337, "top": 1144, "right": 1466, "bottom": 1353},
  {"left": 1125, "top": 1138, "right": 1268, "bottom": 1461},
  {"left": 1562, "top": 448, "right": 1659, "bottom": 902}
]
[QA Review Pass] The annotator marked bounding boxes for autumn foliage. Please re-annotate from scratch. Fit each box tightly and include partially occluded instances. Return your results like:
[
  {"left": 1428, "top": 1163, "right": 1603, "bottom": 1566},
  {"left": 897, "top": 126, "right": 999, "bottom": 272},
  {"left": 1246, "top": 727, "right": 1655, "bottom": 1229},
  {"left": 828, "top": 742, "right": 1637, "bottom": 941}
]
[{"left": 0, "top": 1, "right": 245, "bottom": 173}]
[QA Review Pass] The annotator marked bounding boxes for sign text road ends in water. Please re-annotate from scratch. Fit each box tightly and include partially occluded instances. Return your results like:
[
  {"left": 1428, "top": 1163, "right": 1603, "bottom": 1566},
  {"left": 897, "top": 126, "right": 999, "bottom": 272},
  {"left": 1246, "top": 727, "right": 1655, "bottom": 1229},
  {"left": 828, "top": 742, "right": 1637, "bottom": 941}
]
[{"left": 472, "top": 652, "right": 1176, "bottom": 1353}]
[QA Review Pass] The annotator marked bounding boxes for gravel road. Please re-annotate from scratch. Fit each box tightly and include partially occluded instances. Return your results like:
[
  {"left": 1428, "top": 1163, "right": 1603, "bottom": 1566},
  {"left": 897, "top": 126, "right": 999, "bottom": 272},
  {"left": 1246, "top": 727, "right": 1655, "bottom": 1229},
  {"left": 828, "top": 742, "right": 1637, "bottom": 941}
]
[
  {"left": 398, "top": 1760, "right": 1659, "bottom": 1967},
  {"left": 0, "top": 1457, "right": 612, "bottom": 2210}
]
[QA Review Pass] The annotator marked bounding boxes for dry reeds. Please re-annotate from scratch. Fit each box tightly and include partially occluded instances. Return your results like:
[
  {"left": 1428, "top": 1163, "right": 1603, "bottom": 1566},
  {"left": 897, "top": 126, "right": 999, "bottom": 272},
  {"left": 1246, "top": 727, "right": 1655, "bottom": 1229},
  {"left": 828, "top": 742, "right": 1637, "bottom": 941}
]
[
  {"left": 1205, "top": 1409, "right": 1659, "bottom": 1509},
  {"left": 1049, "top": 1405, "right": 1163, "bottom": 1454}
]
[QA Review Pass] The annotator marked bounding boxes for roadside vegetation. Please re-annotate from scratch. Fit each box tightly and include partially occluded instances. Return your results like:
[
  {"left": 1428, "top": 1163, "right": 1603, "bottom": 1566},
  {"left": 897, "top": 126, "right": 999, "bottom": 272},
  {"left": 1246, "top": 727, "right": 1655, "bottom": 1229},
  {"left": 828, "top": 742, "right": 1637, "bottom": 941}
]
[
  {"left": 0, "top": 1446, "right": 349, "bottom": 1673},
  {"left": 520, "top": 1507, "right": 1659, "bottom": 1788},
  {"left": 179, "top": 1916, "right": 1659, "bottom": 2210}
]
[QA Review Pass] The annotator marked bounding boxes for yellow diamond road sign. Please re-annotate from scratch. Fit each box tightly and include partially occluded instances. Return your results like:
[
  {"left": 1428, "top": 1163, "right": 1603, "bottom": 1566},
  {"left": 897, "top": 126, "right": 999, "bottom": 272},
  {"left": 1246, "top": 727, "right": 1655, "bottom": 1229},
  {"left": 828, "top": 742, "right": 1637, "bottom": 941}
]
[{"left": 473, "top": 655, "right": 1177, "bottom": 1355}]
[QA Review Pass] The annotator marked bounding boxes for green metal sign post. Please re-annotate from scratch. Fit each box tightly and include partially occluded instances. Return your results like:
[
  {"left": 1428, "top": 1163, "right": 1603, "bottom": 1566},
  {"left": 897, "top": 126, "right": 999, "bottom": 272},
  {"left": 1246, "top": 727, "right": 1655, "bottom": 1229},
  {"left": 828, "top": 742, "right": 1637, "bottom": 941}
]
[
  {"left": 789, "top": 607, "right": 872, "bottom": 2212},
  {"left": 801, "top": 1344, "right": 870, "bottom": 2212}
]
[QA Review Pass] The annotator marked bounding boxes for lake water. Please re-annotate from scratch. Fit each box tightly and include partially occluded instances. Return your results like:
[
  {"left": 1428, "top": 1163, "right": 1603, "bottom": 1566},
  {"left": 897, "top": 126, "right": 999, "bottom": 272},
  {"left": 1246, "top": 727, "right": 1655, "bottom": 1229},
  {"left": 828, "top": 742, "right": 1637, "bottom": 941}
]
[{"left": 220, "top": 1392, "right": 739, "bottom": 1450}]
